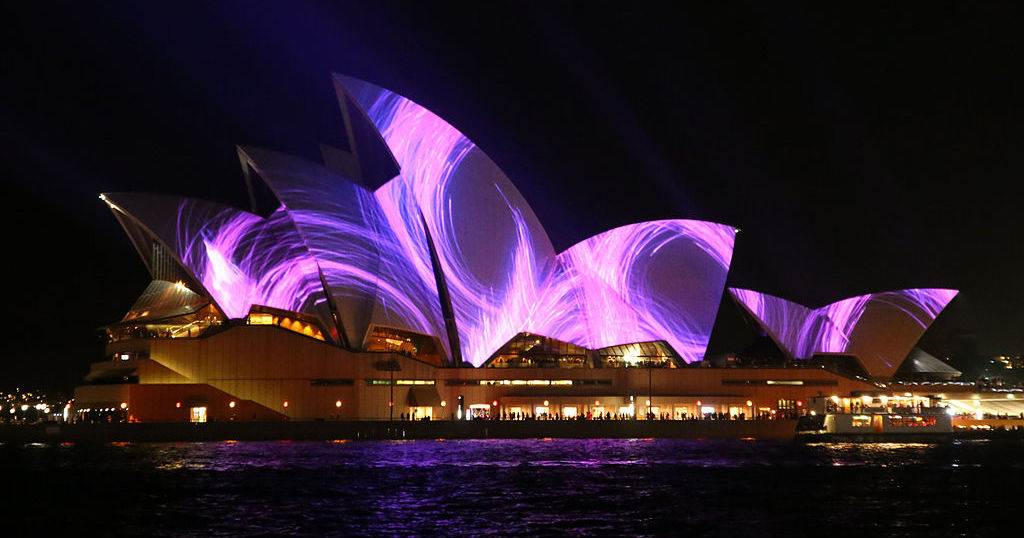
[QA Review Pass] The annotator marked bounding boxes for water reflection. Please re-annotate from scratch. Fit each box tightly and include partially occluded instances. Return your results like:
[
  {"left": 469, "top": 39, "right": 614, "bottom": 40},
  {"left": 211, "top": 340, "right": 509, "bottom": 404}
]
[{"left": 3, "top": 438, "right": 1020, "bottom": 537}]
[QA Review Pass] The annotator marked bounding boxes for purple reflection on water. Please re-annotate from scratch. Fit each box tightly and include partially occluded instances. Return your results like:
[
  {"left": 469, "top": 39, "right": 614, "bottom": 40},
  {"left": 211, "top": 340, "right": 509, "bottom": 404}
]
[{"left": 7, "top": 439, "right": 1015, "bottom": 537}]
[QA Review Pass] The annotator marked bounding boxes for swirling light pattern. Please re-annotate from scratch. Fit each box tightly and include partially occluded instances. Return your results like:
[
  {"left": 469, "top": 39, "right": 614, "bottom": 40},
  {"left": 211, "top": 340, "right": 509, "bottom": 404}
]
[
  {"left": 346, "top": 76, "right": 561, "bottom": 366},
  {"left": 729, "top": 288, "right": 958, "bottom": 376},
  {"left": 238, "top": 147, "right": 451, "bottom": 352},
  {"left": 104, "top": 193, "right": 325, "bottom": 323},
  {"left": 105, "top": 76, "right": 741, "bottom": 367},
  {"left": 547, "top": 220, "right": 736, "bottom": 363}
]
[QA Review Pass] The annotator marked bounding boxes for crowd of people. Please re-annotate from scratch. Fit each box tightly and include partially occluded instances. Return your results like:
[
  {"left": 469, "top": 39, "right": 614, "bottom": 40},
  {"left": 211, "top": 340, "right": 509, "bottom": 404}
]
[{"left": 399, "top": 410, "right": 785, "bottom": 421}]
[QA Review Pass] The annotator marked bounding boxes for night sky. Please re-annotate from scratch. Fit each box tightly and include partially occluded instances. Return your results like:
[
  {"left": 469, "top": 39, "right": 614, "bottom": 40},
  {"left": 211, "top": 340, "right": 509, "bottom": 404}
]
[{"left": 3, "top": 3, "right": 1021, "bottom": 392}]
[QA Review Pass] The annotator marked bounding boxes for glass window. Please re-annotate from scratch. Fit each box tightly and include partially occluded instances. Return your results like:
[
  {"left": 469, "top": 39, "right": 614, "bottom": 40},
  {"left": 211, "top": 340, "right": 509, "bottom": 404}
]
[
  {"left": 598, "top": 341, "right": 681, "bottom": 368},
  {"left": 485, "top": 332, "right": 589, "bottom": 368},
  {"left": 366, "top": 326, "right": 443, "bottom": 365}
]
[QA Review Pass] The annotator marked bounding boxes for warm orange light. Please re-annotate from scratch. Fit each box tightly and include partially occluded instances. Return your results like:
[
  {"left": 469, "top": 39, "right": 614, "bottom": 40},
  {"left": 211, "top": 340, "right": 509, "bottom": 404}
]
[
  {"left": 746, "top": 400, "right": 753, "bottom": 407},
  {"left": 543, "top": 400, "right": 549, "bottom": 406},
  {"left": 492, "top": 400, "right": 498, "bottom": 406},
  {"left": 440, "top": 400, "right": 447, "bottom": 407},
  {"left": 645, "top": 399, "right": 651, "bottom": 406},
  {"left": 282, "top": 401, "right": 289, "bottom": 408},
  {"left": 696, "top": 400, "right": 702, "bottom": 406},
  {"left": 175, "top": 402, "right": 181, "bottom": 408},
  {"left": 119, "top": 402, "right": 128, "bottom": 410},
  {"left": 388, "top": 401, "right": 394, "bottom": 407},
  {"left": 796, "top": 400, "right": 803, "bottom": 407},
  {"left": 594, "top": 400, "right": 600, "bottom": 405},
  {"left": 228, "top": 401, "right": 236, "bottom": 408},
  {"left": 335, "top": 400, "right": 342, "bottom": 408}
]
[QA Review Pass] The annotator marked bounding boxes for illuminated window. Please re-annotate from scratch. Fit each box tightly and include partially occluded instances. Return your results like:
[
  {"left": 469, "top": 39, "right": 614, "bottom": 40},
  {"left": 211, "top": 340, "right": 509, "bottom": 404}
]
[
  {"left": 190, "top": 407, "right": 207, "bottom": 423},
  {"left": 368, "top": 379, "right": 435, "bottom": 386},
  {"left": 248, "top": 313, "right": 275, "bottom": 325},
  {"left": 246, "top": 306, "right": 325, "bottom": 341},
  {"left": 598, "top": 341, "right": 680, "bottom": 368},
  {"left": 468, "top": 404, "right": 491, "bottom": 419},
  {"left": 484, "top": 332, "right": 589, "bottom": 368},
  {"left": 408, "top": 406, "right": 433, "bottom": 420},
  {"left": 366, "top": 326, "right": 443, "bottom": 365}
]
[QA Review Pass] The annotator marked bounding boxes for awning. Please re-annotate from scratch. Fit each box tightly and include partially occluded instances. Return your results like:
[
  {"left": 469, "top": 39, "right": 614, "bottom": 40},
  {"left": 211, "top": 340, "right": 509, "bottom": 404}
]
[{"left": 407, "top": 385, "right": 441, "bottom": 407}]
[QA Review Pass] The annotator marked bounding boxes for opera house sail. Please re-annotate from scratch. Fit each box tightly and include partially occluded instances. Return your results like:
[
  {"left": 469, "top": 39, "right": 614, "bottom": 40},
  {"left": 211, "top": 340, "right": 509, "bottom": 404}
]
[{"left": 728, "top": 288, "right": 959, "bottom": 378}]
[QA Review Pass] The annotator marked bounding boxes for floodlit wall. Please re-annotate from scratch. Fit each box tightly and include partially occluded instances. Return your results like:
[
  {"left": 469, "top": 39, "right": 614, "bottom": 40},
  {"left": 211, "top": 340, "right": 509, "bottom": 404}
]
[{"left": 79, "top": 325, "right": 879, "bottom": 421}]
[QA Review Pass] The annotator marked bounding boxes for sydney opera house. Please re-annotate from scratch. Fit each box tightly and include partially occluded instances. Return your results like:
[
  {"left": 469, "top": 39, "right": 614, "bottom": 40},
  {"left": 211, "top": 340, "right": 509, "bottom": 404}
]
[{"left": 74, "top": 76, "right": 959, "bottom": 423}]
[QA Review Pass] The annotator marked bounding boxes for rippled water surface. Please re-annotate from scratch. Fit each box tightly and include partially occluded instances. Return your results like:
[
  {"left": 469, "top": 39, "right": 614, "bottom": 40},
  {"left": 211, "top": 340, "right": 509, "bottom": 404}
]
[{"left": 3, "top": 438, "right": 1021, "bottom": 536}]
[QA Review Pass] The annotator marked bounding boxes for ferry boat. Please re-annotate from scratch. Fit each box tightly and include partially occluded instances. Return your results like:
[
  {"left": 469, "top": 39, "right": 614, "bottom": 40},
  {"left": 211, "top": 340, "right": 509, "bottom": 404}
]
[{"left": 795, "top": 395, "right": 953, "bottom": 442}]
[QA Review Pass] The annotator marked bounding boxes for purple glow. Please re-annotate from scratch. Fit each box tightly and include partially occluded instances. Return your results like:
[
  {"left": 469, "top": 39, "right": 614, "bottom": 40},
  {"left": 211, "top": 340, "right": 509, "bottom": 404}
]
[
  {"left": 348, "top": 77, "right": 559, "bottom": 366},
  {"left": 176, "top": 202, "right": 325, "bottom": 320},
  {"left": 349, "top": 78, "right": 735, "bottom": 365},
  {"left": 240, "top": 147, "right": 450, "bottom": 352},
  {"left": 729, "top": 288, "right": 958, "bottom": 376},
  {"left": 107, "top": 76, "right": 742, "bottom": 367},
  {"left": 102, "top": 193, "right": 325, "bottom": 321},
  {"left": 549, "top": 220, "right": 736, "bottom": 363}
]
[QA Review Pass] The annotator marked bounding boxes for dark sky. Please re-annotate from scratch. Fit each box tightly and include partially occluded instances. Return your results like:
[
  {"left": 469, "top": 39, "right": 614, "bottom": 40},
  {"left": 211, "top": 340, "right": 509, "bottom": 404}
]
[{"left": 3, "top": 2, "right": 1021, "bottom": 392}]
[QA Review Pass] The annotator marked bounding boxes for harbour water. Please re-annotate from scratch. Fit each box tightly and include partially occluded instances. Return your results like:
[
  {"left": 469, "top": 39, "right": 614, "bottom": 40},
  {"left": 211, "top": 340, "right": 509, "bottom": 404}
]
[{"left": 3, "top": 438, "right": 1020, "bottom": 536}]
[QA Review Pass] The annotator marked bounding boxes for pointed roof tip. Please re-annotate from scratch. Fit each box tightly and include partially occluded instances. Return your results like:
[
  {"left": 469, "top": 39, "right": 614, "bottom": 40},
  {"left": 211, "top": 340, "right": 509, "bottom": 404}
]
[
  {"left": 330, "top": 73, "right": 370, "bottom": 91},
  {"left": 325, "top": 75, "right": 401, "bottom": 190},
  {"left": 99, "top": 192, "right": 120, "bottom": 211},
  {"left": 330, "top": 73, "right": 374, "bottom": 103}
]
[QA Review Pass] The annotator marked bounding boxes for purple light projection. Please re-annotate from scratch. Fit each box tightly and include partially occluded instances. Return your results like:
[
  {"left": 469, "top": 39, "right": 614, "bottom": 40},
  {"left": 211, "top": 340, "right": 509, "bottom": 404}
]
[
  {"left": 729, "top": 288, "right": 958, "bottom": 376},
  {"left": 239, "top": 147, "right": 450, "bottom": 354},
  {"left": 104, "top": 193, "right": 325, "bottom": 322},
  {"left": 107, "top": 76, "right": 742, "bottom": 367},
  {"left": 549, "top": 220, "right": 737, "bottom": 363},
  {"left": 344, "top": 76, "right": 560, "bottom": 366},
  {"left": 727, "top": 288, "right": 820, "bottom": 359}
]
